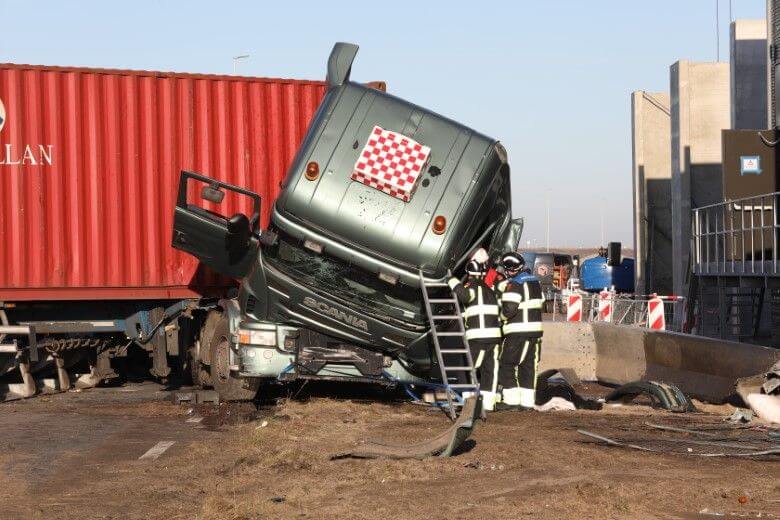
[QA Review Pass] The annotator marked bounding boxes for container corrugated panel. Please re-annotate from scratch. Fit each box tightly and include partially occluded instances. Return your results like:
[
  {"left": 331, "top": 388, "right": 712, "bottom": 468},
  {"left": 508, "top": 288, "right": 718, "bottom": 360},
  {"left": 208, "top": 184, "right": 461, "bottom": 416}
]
[{"left": 0, "top": 64, "right": 328, "bottom": 300}]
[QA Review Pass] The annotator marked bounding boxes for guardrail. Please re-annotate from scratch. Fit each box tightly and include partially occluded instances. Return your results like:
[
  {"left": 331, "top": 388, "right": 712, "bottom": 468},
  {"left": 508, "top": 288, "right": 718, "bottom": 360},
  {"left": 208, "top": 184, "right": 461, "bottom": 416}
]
[{"left": 692, "top": 192, "right": 780, "bottom": 276}]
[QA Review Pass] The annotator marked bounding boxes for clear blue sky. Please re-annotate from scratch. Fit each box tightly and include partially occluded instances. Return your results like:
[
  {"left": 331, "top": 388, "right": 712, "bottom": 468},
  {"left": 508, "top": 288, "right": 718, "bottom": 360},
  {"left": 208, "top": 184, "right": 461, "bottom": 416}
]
[{"left": 1, "top": 0, "right": 767, "bottom": 248}]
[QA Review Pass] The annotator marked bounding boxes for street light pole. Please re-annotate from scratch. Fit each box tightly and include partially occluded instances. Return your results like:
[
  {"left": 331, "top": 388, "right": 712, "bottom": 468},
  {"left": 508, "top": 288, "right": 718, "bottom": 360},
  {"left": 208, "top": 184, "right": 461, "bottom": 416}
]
[
  {"left": 545, "top": 191, "right": 550, "bottom": 253},
  {"left": 232, "top": 54, "right": 250, "bottom": 75},
  {"left": 600, "top": 203, "right": 605, "bottom": 246}
]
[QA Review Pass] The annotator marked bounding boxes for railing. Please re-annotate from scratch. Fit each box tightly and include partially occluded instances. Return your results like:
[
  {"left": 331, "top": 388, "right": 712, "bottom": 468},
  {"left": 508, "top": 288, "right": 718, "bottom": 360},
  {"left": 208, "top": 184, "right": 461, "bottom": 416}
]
[
  {"left": 692, "top": 192, "right": 780, "bottom": 276},
  {"left": 549, "top": 292, "right": 684, "bottom": 332}
]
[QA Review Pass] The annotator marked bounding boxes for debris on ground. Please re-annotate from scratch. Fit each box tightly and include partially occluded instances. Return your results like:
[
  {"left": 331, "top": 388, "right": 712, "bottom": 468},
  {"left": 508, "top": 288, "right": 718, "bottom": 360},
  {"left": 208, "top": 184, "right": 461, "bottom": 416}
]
[
  {"left": 2, "top": 383, "right": 780, "bottom": 518},
  {"left": 535, "top": 396, "right": 577, "bottom": 412},
  {"left": 726, "top": 408, "right": 755, "bottom": 424},
  {"left": 736, "top": 360, "right": 780, "bottom": 425},
  {"left": 536, "top": 369, "right": 603, "bottom": 410},
  {"left": 604, "top": 380, "right": 696, "bottom": 412},
  {"left": 333, "top": 396, "right": 479, "bottom": 460},
  {"left": 745, "top": 394, "right": 780, "bottom": 424},
  {"left": 578, "top": 417, "right": 780, "bottom": 459}
]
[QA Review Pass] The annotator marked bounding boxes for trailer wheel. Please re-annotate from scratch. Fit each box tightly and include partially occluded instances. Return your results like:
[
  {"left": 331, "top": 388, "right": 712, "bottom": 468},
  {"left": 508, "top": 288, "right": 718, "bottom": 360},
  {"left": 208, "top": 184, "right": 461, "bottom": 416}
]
[{"left": 208, "top": 317, "right": 259, "bottom": 401}]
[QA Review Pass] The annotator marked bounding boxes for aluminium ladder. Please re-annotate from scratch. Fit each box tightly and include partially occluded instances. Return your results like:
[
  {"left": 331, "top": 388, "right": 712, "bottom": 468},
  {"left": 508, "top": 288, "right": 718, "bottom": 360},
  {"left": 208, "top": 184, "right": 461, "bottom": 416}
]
[{"left": 419, "top": 269, "right": 479, "bottom": 420}]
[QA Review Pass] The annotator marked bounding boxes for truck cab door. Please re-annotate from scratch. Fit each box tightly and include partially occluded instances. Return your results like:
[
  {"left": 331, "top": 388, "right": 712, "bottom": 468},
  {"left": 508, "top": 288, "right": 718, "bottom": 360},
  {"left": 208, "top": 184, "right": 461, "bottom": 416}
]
[{"left": 172, "top": 171, "right": 260, "bottom": 280}]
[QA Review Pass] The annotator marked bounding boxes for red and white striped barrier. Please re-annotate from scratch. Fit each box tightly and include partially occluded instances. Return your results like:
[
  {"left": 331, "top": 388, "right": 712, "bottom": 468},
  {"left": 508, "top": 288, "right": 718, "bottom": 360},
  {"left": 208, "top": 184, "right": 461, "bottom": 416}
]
[
  {"left": 566, "top": 294, "right": 582, "bottom": 322},
  {"left": 637, "top": 293, "right": 683, "bottom": 302},
  {"left": 648, "top": 296, "right": 665, "bottom": 330},
  {"left": 598, "top": 290, "right": 613, "bottom": 322}
]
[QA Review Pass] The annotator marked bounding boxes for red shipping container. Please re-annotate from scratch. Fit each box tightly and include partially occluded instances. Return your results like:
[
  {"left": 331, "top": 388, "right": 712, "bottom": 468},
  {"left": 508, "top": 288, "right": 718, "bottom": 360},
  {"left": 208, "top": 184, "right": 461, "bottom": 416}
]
[{"left": 0, "top": 63, "right": 329, "bottom": 301}]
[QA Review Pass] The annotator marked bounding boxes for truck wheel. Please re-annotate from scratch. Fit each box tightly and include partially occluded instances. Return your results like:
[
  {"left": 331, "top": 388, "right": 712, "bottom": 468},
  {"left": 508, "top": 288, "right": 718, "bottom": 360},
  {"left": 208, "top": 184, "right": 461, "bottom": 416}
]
[
  {"left": 189, "top": 346, "right": 210, "bottom": 387},
  {"left": 193, "top": 311, "right": 224, "bottom": 388},
  {"left": 208, "top": 317, "right": 260, "bottom": 401}
]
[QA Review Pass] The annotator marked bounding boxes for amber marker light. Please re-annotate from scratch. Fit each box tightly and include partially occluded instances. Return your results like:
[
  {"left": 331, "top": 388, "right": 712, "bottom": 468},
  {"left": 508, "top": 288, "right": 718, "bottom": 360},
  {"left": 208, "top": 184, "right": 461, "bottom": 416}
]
[
  {"left": 432, "top": 215, "right": 447, "bottom": 235},
  {"left": 305, "top": 161, "right": 319, "bottom": 180}
]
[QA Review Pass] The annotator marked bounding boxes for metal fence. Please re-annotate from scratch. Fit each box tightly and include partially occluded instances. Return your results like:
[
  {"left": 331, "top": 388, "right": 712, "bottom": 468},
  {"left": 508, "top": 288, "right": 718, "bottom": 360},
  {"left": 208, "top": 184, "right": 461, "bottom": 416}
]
[
  {"left": 692, "top": 192, "right": 780, "bottom": 275},
  {"left": 549, "top": 293, "right": 684, "bottom": 332}
]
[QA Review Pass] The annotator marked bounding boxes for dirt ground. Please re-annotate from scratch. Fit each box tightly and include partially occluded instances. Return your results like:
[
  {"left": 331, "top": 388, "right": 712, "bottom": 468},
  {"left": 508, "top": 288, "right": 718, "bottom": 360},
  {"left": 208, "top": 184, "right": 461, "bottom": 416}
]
[{"left": 0, "top": 383, "right": 778, "bottom": 520}]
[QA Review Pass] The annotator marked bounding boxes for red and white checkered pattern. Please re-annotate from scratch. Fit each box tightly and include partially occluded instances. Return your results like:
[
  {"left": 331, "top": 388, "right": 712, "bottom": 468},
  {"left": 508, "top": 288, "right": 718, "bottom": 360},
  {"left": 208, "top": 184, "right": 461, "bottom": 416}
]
[{"left": 351, "top": 126, "right": 431, "bottom": 202}]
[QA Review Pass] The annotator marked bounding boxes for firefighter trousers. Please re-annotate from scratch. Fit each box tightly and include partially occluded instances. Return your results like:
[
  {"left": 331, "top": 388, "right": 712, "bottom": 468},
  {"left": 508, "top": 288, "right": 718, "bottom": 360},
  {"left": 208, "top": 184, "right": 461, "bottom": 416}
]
[
  {"left": 469, "top": 339, "right": 499, "bottom": 394},
  {"left": 464, "top": 339, "right": 499, "bottom": 411},
  {"left": 499, "top": 333, "right": 542, "bottom": 407}
]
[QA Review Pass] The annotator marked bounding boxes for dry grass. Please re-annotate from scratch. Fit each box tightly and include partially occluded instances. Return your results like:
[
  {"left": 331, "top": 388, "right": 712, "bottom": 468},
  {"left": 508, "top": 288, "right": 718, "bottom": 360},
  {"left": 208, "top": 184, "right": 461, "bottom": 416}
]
[{"left": 2, "top": 396, "right": 778, "bottom": 520}]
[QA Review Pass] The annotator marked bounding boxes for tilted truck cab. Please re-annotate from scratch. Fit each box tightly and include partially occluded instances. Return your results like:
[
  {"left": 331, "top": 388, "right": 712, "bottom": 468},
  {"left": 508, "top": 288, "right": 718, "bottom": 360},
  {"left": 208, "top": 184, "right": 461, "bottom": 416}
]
[{"left": 172, "top": 43, "right": 520, "bottom": 398}]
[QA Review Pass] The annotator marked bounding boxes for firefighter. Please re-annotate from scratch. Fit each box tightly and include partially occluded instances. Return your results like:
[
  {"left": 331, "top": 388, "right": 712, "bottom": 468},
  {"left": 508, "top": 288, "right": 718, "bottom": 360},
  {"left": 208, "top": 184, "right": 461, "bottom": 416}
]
[
  {"left": 495, "top": 252, "right": 544, "bottom": 410},
  {"left": 448, "top": 257, "right": 501, "bottom": 411}
]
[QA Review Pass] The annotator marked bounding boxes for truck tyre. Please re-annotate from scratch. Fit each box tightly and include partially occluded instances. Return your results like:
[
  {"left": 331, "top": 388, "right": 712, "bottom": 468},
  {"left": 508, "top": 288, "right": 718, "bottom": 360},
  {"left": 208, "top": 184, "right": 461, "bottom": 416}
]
[
  {"left": 208, "top": 317, "right": 260, "bottom": 401},
  {"left": 193, "top": 311, "right": 224, "bottom": 388},
  {"left": 189, "top": 346, "right": 209, "bottom": 387}
]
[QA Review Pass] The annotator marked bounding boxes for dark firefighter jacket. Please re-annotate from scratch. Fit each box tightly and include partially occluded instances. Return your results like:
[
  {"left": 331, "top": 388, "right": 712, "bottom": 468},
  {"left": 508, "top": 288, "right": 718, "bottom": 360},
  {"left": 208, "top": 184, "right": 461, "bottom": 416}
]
[
  {"left": 447, "top": 277, "right": 502, "bottom": 341},
  {"left": 496, "top": 272, "right": 544, "bottom": 335}
]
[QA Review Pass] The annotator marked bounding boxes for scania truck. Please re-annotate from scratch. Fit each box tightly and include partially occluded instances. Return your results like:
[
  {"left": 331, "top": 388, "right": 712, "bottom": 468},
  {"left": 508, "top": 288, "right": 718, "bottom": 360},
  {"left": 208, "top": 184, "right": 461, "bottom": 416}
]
[{"left": 172, "top": 43, "right": 521, "bottom": 400}]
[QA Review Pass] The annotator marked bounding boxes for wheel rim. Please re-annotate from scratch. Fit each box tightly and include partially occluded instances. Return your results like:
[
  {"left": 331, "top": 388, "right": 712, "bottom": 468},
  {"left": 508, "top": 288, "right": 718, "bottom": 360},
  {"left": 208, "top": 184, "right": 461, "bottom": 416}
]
[{"left": 215, "top": 337, "right": 231, "bottom": 383}]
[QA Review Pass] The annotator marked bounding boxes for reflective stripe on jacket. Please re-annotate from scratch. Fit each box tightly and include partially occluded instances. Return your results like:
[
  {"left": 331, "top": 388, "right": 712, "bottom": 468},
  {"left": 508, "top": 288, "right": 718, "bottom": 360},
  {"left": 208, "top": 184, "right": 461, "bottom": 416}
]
[
  {"left": 496, "top": 276, "right": 544, "bottom": 335},
  {"left": 448, "top": 277, "right": 502, "bottom": 340}
]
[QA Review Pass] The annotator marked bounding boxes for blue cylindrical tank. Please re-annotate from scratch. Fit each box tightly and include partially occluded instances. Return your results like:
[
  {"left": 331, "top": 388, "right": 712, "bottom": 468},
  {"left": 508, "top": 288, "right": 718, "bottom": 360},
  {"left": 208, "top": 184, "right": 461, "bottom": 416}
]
[{"left": 580, "top": 256, "right": 635, "bottom": 293}]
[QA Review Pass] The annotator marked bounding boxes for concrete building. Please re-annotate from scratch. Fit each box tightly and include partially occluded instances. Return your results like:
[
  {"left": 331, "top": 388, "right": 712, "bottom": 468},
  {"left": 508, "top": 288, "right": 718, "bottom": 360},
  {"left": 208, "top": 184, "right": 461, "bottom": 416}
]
[
  {"left": 670, "top": 61, "right": 730, "bottom": 301},
  {"left": 631, "top": 92, "right": 672, "bottom": 296},
  {"left": 730, "top": 19, "right": 768, "bottom": 129},
  {"left": 768, "top": 2, "right": 779, "bottom": 126}
]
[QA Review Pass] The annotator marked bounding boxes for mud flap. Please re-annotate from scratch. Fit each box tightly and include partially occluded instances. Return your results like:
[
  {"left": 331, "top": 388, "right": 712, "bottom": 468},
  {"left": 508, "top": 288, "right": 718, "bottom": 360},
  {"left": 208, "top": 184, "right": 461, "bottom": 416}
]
[{"left": 332, "top": 396, "right": 481, "bottom": 460}]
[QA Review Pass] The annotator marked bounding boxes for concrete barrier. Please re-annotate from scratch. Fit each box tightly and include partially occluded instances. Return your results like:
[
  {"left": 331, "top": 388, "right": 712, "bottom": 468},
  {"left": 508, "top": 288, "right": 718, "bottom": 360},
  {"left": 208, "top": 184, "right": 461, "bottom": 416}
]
[
  {"left": 539, "top": 322, "right": 596, "bottom": 381},
  {"left": 541, "top": 322, "right": 780, "bottom": 403}
]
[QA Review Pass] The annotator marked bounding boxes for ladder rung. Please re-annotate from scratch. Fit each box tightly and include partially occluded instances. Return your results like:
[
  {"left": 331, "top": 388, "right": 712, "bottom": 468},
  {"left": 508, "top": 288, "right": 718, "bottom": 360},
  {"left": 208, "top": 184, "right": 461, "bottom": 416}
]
[
  {"left": 440, "top": 349, "right": 469, "bottom": 354},
  {"left": 425, "top": 282, "right": 449, "bottom": 288},
  {"left": 429, "top": 298, "right": 457, "bottom": 304},
  {"left": 449, "top": 384, "right": 479, "bottom": 388},
  {"left": 432, "top": 315, "right": 460, "bottom": 320},
  {"left": 436, "top": 332, "right": 464, "bottom": 336},
  {"left": 444, "top": 367, "right": 473, "bottom": 371}
]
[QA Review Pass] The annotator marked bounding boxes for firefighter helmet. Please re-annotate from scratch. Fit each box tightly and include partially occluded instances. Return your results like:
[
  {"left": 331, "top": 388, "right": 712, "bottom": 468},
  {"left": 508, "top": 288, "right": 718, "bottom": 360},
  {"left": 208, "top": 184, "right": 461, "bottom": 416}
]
[
  {"left": 466, "top": 259, "right": 487, "bottom": 276},
  {"left": 501, "top": 252, "right": 525, "bottom": 274}
]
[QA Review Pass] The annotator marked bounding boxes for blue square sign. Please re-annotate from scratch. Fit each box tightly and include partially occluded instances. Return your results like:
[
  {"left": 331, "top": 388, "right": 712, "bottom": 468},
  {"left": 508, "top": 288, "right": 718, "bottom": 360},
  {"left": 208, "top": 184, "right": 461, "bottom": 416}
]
[{"left": 740, "top": 156, "right": 762, "bottom": 176}]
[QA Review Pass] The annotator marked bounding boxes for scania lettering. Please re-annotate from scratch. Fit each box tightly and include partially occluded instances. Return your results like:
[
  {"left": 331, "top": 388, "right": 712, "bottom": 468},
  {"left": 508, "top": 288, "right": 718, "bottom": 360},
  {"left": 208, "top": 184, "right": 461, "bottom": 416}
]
[{"left": 302, "top": 297, "right": 368, "bottom": 331}]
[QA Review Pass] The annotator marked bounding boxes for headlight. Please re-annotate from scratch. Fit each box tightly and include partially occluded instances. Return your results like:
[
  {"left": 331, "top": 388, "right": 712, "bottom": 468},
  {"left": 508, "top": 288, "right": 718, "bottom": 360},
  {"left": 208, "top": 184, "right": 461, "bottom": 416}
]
[{"left": 237, "top": 329, "right": 276, "bottom": 346}]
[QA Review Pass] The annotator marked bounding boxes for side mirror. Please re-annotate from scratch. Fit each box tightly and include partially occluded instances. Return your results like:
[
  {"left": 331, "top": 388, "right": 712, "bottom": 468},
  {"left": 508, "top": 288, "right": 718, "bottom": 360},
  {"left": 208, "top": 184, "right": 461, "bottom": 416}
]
[
  {"left": 227, "top": 213, "right": 250, "bottom": 234},
  {"left": 226, "top": 213, "right": 250, "bottom": 257},
  {"left": 201, "top": 185, "right": 225, "bottom": 204}
]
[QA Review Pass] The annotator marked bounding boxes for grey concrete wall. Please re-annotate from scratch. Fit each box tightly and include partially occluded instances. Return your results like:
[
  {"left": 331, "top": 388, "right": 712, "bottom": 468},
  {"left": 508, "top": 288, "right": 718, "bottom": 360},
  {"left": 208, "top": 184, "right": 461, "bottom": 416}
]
[
  {"left": 730, "top": 19, "right": 768, "bottom": 129},
  {"left": 670, "top": 61, "right": 730, "bottom": 303},
  {"left": 539, "top": 321, "right": 596, "bottom": 380},
  {"left": 542, "top": 321, "right": 780, "bottom": 402},
  {"left": 591, "top": 323, "right": 780, "bottom": 402},
  {"left": 631, "top": 92, "right": 672, "bottom": 296}
]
